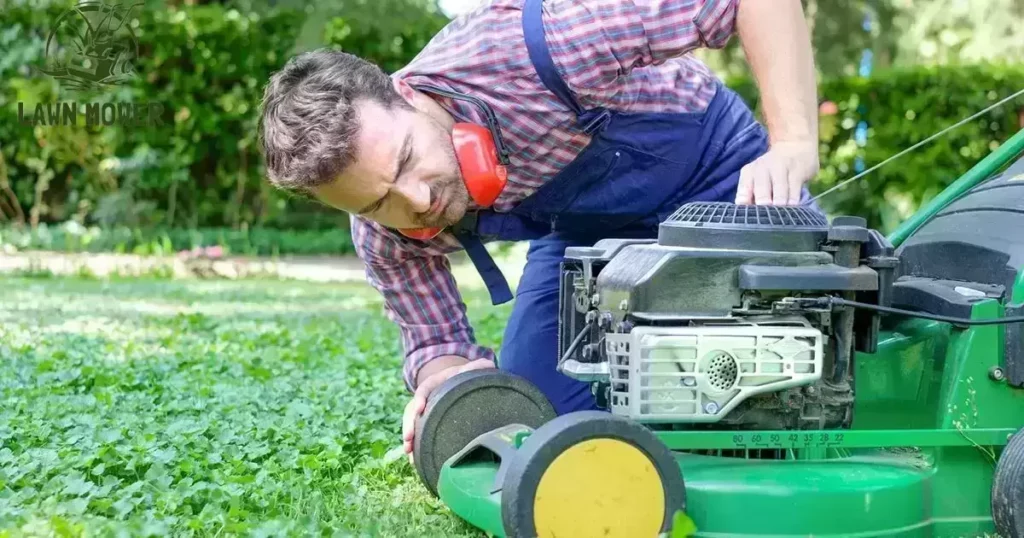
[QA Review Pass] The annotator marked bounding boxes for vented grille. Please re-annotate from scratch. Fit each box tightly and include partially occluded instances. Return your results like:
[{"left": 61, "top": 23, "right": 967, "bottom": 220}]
[
  {"left": 705, "top": 351, "right": 739, "bottom": 392},
  {"left": 665, "top": 202, "right": 828, "bottom": 228},
  {"left": 607, "top": 322, "right": 824, "bottom": 422}
]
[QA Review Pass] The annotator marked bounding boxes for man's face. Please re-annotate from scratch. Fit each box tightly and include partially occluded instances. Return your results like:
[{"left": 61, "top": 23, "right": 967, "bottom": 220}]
[{"left": 311, "top": 97, "right": 469, "bottom": 230}]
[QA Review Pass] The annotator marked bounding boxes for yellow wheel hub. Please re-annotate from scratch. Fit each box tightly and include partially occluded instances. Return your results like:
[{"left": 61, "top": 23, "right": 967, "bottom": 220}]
[{"left": 533, "top": 438, "right": 665, "bottom": 538}]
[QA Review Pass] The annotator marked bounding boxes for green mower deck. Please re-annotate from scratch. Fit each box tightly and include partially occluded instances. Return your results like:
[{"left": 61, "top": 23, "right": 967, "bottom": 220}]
[{"left": 441, "top": 453, "right": 998, "bottom": 537}]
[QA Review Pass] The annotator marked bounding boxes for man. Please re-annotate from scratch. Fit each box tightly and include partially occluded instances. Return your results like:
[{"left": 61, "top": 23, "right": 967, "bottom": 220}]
[{"left": 258, "top": 0, "right": 821, "bottom": 461}]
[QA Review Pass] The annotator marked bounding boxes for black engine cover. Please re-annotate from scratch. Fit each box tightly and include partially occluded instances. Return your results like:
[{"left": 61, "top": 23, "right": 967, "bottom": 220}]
[{"left": 658, "top": 202, "right": 830, "bottom": 251}]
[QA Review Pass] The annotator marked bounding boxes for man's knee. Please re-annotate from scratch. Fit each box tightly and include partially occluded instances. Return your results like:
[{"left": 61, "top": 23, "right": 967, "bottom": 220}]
[{"left": 498, "top": 238, "right": 600, "bottom": 415}]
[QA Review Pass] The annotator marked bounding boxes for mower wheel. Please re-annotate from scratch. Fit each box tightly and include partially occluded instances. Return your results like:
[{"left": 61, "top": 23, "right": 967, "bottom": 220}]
[
  {"left": 500, "top": 411, "right": 685, "bottom": 538},
  {"left": 413, "top": 369, "right": 556, "bottom": 497},
  {"left": 993, "top": 428, "right": 1024, "bottom": 538}
]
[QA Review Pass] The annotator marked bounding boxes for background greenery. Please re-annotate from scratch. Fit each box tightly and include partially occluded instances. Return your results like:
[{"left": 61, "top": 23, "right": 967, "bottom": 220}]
[
  {"left": 1, "top": 0, "right": 1023, "bottom": 255},
  {"left": 0, "top": 275, "right": 510, "bottom": 536}
]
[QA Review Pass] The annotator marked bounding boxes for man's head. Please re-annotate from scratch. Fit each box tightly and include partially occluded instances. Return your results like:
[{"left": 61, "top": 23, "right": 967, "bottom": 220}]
[{"left": 258, "top": 49, "right": 470, "bottom": 230}]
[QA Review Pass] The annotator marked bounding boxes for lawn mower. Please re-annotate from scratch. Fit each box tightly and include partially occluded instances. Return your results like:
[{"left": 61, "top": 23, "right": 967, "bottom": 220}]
[{"left": 411, "top": 125, "right": 1024, "bottom": 538}]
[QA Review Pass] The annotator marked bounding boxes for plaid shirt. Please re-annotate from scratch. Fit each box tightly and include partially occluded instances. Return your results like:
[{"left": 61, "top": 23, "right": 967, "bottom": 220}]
[{"left": 350, "top": 0, "right": 741, "bottom": 390}]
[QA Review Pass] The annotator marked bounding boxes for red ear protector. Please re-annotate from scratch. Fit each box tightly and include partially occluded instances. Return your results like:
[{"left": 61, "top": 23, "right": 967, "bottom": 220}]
[{"left": 398, "top": 85, "right": 511, "bottom": 240}]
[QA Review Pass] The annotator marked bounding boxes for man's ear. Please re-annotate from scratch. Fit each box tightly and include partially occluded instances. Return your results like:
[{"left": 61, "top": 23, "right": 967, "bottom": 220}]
[{"left": 392, "top": 78, "right": 418, "bottom": 107}]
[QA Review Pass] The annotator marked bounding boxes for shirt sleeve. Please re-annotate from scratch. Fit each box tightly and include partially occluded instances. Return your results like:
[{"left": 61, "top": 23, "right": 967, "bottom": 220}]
[
  {"left": 541, "top": 0, "right": 740, "bottom": 90},
  {"left": 349, "top": 215, "right": 497, "bottom": 391}
]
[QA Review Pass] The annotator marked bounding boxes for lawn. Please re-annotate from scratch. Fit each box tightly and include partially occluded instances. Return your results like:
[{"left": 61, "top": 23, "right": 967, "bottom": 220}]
[{"left": 0, "top": 274, "right": 513, "bottom": 537}]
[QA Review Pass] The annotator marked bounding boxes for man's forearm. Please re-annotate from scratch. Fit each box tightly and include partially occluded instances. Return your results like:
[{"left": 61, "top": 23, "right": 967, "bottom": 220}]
[
  {"left": 736, "top": 0, "right": 818, "bottom": 144},
  {"left": 415, "top": 355, "right": 471, "bottom": 386}
]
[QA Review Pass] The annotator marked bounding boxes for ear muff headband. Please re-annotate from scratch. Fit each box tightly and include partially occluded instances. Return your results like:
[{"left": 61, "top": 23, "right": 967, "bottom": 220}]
[{"left": 409, "top": 84, "right": 511, "bottom": 166}]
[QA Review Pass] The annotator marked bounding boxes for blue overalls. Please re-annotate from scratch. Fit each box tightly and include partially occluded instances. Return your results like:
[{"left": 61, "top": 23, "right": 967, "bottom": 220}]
[{"left": 448, "top": 0, "right": 821, "bottom": 415}]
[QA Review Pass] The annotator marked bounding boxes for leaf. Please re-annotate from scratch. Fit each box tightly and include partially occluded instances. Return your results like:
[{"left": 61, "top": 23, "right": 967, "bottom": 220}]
[
  {"left": 382, "top": 445, "right": 405, "bottom": 464},
  {"left": 670, "top": 510, "right": 698, "bottom": 538},
  {"left": 62, "top": 475, "right": 95, "bottom": 497}
]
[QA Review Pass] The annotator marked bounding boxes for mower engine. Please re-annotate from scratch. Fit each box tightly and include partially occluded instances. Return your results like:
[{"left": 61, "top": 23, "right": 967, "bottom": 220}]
[{"left": 558, "top": 202, "right": 898, "bottom": 430}]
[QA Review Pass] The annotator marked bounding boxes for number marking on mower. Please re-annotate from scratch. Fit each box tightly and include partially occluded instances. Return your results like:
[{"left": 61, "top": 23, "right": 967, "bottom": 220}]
[
  {"left": 729, "top": 432, "right": 846, "bottom": 449},
  {"left": 660, "top": 429, "right": 1015, "bottom": 450}
]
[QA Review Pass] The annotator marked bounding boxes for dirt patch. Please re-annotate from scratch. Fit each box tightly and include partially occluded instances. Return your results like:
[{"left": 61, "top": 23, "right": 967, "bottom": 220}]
[{"left": 0, "top": 245, "right": 528, "bottom": 291}]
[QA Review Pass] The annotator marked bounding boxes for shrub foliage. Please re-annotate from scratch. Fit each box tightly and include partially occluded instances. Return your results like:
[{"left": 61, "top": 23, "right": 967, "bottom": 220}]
[
  {"left": 0, "top": 0, "right": 446, "bottom": 241},
  {"left": 730, "top": 64, "right": 1024, "bottom": 232},
  {"left": 1, "top": 1, "right": 1022, "bottom": 254}
]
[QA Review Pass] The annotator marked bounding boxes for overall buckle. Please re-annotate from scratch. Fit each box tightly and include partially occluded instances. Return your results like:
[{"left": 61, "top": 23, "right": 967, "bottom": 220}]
[{"left": 581, "top": 109, "right": 611, "bottom": 135}]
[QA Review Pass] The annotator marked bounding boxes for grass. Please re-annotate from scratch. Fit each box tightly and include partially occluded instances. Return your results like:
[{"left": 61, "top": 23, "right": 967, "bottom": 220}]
[{"left": 0, "top": 275, "right": 513, "bottom": 537}]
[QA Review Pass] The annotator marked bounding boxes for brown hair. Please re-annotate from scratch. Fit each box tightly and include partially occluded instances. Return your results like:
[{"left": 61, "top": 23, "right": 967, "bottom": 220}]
[{"left": 258, "top": 48, "right": 409, "bottom": 195}]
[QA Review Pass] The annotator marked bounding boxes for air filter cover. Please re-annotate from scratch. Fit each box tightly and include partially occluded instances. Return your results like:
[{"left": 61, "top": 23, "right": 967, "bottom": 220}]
[{"left": 659, "top": 202, "right": 829, "bottom": 252}]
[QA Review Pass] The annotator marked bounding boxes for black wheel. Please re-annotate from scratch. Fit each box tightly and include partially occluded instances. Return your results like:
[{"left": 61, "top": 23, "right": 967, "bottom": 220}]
[
  {"left": 413, "top": 369, "right": 556, "bottom": 497},
  {"left": 993, "top": 428, "right": 1024, "bottom": 538},
  {"left": 500, "top": 410, "right": 685, "bottom": 538}
]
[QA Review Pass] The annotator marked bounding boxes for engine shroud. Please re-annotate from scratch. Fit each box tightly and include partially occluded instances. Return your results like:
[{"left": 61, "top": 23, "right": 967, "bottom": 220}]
[
  {"left": 557, "top": 202, "right": 896, "bottom": 431},
  {"left": 604, "top": 204, "right": 835, "bottom": 321}
]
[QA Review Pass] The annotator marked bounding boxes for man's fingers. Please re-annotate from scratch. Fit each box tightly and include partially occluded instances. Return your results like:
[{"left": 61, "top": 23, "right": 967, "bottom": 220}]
[
  {"left": 401, "top": 360, "right": 495, "bottom": 464},
  {"left": 770, "top": 159, "right": 790, "bottom": 206},
  {"left": 402, "top": 396, "right": 422, "bottom": 447},
  {"left": 788, "top": 167, "right": 804, "bottom": 205},
  {"left": 752, "top": 165, "right": 772, "bottom": 205},
  {"left": 403, "top": 392, "right": 427, "bottom": 463},
  {"left": 402, "top": 401, "right": 413, "bottom": 443},
  {"left": 403, "top": 384, "right": 435, "bottom": 449},
  {"left": 737, "top": 143, "right": 820, "bottom": 207},
  {"left": 402, "top": 369, "right": 451, "bottom": 443},
  {"left": 792, "top": 154, "right": 817, "bottom": 205},
  {"left": 735, "top": 165, "right": 754, "bottom": 205}
]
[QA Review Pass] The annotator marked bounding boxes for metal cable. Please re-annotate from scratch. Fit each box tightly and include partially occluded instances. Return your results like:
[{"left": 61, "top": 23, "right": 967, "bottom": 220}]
[
  {"left": 558, "top": 321, "right": 594, "bottom": 367},
  {"left": 819, "top": 297, "right": 1024, "bottom": 327}
]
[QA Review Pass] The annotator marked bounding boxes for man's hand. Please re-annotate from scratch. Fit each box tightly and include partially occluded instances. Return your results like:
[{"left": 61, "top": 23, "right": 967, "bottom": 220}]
[
  {"left": 402, "top": 356, "right": 496, "bottom": 464},
  {"left": 735, "top": 140, "right": 819, "bottom": 205},
  {"left": 734, "top": 0, "right": 819, "bottom": 206}
]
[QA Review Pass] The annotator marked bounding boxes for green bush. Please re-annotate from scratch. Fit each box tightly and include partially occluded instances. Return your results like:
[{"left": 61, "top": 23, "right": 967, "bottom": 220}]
[
  {"left": 2, "top": 0, "right": 1021, "bottom": 245},
  {"left": 728, "top": 63, "right": 1024, "bottom": 232},
  {"left": 0, "top": 0, "right": 447, "bottom": 233}
]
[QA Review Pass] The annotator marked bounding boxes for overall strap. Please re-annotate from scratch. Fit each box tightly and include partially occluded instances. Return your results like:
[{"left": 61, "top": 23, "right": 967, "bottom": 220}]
[
  {"left": 452, "top": 229, "right": 514, "bottom": 305},
  {"left": 523, "top": 0, "right": 610, "bottom": 135}
]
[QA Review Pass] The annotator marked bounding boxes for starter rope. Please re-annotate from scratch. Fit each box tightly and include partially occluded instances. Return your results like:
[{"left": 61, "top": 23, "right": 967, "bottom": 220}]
[{"left": 810, "top": 86, "right": 1024, "bottom": 203}]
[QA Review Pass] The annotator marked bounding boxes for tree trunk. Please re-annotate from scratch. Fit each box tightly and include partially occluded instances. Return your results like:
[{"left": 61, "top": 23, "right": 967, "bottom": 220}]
[
  {"left": 30, "top": 172, "right": 52, "bottom": 231},
  {"left": 0, "top": 151, "right": 26, "bottom": 226}
]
